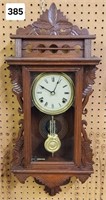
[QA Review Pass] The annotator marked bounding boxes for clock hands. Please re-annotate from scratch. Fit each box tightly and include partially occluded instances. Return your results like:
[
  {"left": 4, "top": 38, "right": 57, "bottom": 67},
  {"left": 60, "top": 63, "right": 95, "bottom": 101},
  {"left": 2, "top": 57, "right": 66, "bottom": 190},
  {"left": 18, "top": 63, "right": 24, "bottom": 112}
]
[{"left": 40, "top": 76, "right": 62, "bottom": 95}]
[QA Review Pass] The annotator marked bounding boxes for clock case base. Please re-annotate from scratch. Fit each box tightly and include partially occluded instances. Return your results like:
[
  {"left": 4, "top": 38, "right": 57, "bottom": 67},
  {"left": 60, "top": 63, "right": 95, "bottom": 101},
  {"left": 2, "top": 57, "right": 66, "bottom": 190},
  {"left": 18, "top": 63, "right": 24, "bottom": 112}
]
[
  {"left": 11, "top": 166, "right": 93, "bottom": 196},
  {"left": 6, "top": 3, "right": 100, "bottom": 196}
]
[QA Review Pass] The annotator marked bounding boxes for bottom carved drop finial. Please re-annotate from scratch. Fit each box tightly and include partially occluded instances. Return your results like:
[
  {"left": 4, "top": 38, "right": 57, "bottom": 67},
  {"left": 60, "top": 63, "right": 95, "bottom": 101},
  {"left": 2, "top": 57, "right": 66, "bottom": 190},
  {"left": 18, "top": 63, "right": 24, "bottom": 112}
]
[{"left": 44, "top": 186, "right": 62, "bottom": 196}]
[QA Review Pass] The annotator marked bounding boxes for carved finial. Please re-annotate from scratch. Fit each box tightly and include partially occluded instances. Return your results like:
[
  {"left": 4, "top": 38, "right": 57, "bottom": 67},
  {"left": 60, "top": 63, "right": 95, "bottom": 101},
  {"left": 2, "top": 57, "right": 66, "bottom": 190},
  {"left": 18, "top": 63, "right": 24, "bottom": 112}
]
[
  {"left": 48, "top": 3, "right": 57, "bottom": 26},
  {"left": 50, "top": 3, "right": 56, "bottom": 9}
]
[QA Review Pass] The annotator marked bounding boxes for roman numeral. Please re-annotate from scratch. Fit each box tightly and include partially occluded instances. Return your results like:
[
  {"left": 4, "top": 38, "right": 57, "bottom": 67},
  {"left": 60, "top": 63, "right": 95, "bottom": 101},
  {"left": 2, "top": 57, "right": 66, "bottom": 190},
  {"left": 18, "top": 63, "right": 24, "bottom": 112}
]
[
  {"left": 51, "top": 77, "right": 55, "bottom": 82},
  {"left": 62, "top": 98, "right": 67, "bottom": 103},
  {"left": 64, "top": 92, "right": 69, "bottom": 94},
  {"left": 44, "top": 79, "right": 48, "bottom": 84},
  {"left": 51, "top": 104, "right": 54, "bottom": 109},
  {"left": 39, "top": 97, "right": 43, "bottom": 103},
  {"left": 37, "top": 91, "right": 42, "bottom": 94},
  {"left": 44, "top": 102, "right": 48, "bottom": 107},
  {"left": 63, "top": 85, "right": 67, "bottom": 88}
]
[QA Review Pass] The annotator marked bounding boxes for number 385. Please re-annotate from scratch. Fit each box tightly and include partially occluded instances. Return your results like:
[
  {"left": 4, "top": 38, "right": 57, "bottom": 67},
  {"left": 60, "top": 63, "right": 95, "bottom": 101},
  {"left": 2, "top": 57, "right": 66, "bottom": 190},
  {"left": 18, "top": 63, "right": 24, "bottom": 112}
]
[{"left": 8, "top": 8, "right": 23, "bottom": 15}]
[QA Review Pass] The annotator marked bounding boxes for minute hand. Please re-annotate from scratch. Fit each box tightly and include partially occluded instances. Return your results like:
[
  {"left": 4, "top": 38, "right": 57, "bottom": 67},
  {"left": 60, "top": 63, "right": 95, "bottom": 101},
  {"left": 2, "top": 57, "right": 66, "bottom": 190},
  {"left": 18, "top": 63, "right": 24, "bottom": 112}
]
[
  {"left": 53, "top": 76, "right": 61, "bottom": 92},
  {"left": 40, "top": 85, "right": 52, "bottom": 93}
]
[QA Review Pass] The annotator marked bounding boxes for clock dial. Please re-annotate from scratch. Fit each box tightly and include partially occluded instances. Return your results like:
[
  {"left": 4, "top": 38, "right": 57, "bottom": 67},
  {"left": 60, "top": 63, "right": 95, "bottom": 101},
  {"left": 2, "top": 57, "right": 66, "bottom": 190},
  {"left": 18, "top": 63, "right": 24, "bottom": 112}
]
[{"left": 31, "top": 73, "right": 74, "bottom": 115}]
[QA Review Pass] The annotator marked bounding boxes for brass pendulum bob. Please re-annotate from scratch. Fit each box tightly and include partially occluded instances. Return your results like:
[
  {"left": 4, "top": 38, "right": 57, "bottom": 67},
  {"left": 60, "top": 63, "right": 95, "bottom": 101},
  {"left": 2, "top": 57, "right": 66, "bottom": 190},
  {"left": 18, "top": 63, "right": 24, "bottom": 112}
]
[{"left": 44, "top": 116, "right": 61, "bottom": 156}]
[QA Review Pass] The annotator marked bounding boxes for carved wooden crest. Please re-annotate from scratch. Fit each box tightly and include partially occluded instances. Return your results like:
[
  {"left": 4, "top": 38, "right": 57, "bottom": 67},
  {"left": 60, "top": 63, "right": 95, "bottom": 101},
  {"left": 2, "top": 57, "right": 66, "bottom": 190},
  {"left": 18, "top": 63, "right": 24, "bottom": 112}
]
[{"left": 16, "top": 3, "right": 89, "bottom": 36}]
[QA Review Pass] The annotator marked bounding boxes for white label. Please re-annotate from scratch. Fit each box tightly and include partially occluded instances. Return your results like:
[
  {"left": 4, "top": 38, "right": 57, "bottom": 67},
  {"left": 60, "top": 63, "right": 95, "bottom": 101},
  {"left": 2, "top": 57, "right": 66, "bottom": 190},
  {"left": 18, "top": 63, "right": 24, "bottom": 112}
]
[{"left": 6, "top": 3, "right": 25, "bottom": 20}]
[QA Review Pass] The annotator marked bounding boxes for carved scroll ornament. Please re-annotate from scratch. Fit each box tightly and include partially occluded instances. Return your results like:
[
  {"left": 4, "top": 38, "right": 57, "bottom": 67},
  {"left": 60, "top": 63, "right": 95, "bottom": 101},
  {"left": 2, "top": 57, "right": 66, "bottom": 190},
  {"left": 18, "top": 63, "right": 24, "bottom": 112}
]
[
  {"left": 8, "top": 66, "right": 23, "bottom": 113},
  {"left": 81, "top": 120, "right": 93, "bottom": 167},
  {"left": 12, "top": 119, "right": 24, "bottom": 167},
  {"left": 81, "top": 67, "right": 97, "bottom": 167},
  {"left": 82, "top": 67, "right": 97, "bottom": 114}
]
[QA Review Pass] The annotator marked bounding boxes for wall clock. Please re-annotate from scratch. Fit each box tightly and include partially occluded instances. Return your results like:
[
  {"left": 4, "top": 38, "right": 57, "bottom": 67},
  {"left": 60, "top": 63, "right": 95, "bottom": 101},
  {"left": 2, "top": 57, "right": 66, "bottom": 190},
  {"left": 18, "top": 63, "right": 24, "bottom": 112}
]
[{"left": 6, "top": 3, "right": 100, "bottom": 196}]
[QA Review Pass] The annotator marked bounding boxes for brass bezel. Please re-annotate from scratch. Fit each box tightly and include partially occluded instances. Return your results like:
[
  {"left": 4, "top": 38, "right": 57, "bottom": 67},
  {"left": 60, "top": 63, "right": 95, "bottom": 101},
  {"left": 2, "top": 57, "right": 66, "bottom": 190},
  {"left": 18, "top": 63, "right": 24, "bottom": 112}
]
[{"left": 31, "top": 73, "right": 74, "bottom": 115}]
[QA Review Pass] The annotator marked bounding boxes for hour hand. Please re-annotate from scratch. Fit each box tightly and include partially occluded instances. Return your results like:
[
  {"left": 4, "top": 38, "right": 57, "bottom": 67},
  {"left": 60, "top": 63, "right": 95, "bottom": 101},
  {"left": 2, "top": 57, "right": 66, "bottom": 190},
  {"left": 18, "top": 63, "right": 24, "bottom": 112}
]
[{"left": 40, "top": 85, "right": 52, "bottom": 93}]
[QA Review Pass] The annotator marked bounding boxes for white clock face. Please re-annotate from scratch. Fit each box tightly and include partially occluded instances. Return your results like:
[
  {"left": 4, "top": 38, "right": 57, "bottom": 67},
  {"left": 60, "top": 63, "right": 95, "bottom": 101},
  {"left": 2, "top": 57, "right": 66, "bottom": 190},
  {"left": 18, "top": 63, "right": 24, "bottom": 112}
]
[{"left": 31, "top": 73, "right": 74, "bottom": 115}]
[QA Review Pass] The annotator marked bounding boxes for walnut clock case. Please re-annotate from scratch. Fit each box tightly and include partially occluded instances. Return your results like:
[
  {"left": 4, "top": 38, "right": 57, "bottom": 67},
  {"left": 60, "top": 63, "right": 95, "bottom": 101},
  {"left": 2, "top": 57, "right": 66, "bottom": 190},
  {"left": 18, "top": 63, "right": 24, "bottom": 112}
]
[{"left": 6, "top": 3, "right": 100, "bottom": 196}]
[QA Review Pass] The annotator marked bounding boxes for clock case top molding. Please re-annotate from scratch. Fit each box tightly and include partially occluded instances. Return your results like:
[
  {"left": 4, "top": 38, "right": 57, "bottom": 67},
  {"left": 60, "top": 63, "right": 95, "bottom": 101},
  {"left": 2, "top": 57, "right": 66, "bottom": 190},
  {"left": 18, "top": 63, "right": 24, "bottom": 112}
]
[{"left": 6, "top": 3, "right": 100, "bottom": 196}]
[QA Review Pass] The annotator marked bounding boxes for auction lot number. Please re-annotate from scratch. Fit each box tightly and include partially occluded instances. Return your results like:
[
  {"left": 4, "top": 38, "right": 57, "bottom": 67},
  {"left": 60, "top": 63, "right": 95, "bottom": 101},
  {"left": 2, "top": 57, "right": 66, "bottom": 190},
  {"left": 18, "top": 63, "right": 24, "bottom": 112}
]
[{"left": 6, "top": 3, "right": 25, "bottom": 20}]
